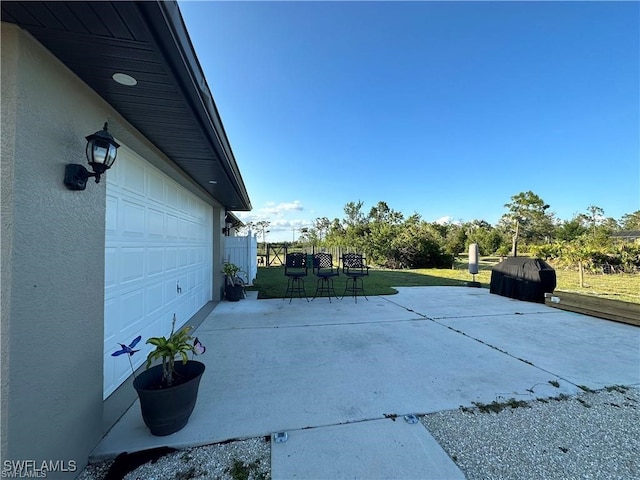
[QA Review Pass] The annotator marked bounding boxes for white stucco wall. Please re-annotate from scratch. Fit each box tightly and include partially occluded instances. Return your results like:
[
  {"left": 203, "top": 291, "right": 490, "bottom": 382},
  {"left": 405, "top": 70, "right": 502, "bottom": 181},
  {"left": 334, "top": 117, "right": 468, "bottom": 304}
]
[
  {"left": 0, "top": 23, "right": 226, "bottom": 476},
  {"left": 0, "top": 20, "right": 19, "bottom": 470},
  {"left": 1, "top": 23, "right": 107, "bottom": 475}
]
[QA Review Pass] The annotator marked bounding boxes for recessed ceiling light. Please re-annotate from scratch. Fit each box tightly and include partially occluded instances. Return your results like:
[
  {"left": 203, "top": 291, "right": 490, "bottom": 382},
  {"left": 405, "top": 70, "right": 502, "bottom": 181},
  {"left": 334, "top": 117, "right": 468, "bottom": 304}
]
[
  {"left": 112, "top": 73, "right": 137, "bottom": 86},
  {"left": 208, "top": 180, "right": 217, "bottom": 184}
]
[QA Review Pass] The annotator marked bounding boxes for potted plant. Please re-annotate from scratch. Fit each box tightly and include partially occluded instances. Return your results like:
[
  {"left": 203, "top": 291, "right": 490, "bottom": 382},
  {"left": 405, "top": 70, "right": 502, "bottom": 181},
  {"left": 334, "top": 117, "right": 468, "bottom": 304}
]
[
  {"left": 111, "top": 314, "right": 206, "bottom": 436},
  {"left": 223, "top": 262, "right": 245, "bottom": 301}
]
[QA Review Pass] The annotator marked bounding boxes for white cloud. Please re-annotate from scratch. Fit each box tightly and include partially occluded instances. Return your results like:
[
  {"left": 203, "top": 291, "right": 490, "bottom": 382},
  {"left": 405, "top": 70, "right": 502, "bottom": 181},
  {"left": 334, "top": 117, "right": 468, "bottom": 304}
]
[
  {"left": 235, "top": 212, "right": 262, "bottom": 224},
  {"left": 273, "top": 200, "right": 303, "bottom": 213},
  {"left": 235, "top": 201, "right": 312, "bottom": 241},
  {"left": 268, "top": 218, "right": 312, "bottom": 231},
  {"left": 249, "top": 200, "right": 304, "bottom": 217},
  {"left": 434, "top": 216, "right": 463, "bottom": 226}
]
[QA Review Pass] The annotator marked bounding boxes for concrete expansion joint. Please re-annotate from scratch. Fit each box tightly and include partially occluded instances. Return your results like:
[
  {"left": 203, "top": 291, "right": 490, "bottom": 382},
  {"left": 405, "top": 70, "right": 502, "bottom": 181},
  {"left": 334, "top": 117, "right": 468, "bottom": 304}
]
[
  {"left": 432, "top": 311, "right": 546, "bottom": 321},
  {"left": 270, "top": 412, "right": 425, "bottom": 444},
  {"left": 429, "top": 319, "right": 590, "bottom": 392},
  {"left": 377, "top": 296, "right": 432, "bottom": 318},
  {"left": 276, "top": 317, "right": 439, "bottom": 330},
  {"left": 378, "top": 293, "right": 550, "bottom": 322}
]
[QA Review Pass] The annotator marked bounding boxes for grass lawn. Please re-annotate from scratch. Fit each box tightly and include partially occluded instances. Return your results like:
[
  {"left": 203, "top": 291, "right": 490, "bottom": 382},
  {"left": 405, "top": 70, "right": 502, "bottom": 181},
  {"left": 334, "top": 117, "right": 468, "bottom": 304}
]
[{"left": 247, "top": 258, "right": 640, "bottom": 304}]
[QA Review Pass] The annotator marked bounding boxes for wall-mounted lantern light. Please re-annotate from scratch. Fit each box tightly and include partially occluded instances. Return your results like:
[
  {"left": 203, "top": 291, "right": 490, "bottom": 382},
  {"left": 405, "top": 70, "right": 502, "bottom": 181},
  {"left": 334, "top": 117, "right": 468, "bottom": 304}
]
[{"left": 64, "top": 122, "right": 120, "bottom": 190}]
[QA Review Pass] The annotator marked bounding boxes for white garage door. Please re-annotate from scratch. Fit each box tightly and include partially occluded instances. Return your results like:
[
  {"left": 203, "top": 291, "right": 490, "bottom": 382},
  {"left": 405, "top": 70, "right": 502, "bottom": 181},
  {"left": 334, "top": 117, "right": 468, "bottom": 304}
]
[{"left": 103, "top": 146, "right": 213, "bottom": 398}]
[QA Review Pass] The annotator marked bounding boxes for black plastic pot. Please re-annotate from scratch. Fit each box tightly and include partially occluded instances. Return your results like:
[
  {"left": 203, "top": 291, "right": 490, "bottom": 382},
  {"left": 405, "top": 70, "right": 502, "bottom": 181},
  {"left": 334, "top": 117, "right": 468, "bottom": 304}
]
[
  {"left": 133, "top": 360, "right": 205, "bottom": 436},
  {"left": 225, "top": 284, "right": 244, "bottom": 301}
]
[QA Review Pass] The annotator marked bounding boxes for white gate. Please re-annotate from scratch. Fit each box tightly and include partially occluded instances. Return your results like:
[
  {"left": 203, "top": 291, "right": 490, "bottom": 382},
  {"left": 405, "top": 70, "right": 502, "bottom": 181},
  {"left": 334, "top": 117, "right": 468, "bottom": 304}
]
[{"left": 223, "top": 232, "right": 257, "bottom": 285}]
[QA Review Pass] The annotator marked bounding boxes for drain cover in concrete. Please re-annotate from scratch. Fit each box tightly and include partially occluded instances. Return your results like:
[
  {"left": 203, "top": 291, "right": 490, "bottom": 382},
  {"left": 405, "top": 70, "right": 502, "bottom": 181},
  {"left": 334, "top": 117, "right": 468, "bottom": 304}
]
[{"left": 271, "top": 418, "right": 465, "bottom": 479}]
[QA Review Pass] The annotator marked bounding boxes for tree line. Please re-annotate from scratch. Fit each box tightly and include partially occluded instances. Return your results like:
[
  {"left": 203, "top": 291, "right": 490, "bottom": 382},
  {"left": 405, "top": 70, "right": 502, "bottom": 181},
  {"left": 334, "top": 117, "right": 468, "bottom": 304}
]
[{"left": 249, "top": 191, "right": 640, "bottom": 272}]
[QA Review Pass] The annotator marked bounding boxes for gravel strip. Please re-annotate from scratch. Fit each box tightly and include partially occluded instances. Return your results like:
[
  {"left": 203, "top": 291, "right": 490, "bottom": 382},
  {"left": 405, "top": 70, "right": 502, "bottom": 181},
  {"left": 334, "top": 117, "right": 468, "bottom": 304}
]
[
  {"left": 421, "top": 386, "right": 640, "bottom": 480},
  {"left": 79, "top": 387, "right": 638, "bottom": 479},
  {"left": 77, "top": 437, "right": 270, "bottom": 480}
]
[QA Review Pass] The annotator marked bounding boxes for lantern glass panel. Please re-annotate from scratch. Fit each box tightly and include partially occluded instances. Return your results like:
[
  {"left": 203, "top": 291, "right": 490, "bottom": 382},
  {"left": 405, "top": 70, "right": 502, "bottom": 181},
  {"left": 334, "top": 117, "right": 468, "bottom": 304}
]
[{"left": 87, "top": 139, "right": 117, "bottom": 167}]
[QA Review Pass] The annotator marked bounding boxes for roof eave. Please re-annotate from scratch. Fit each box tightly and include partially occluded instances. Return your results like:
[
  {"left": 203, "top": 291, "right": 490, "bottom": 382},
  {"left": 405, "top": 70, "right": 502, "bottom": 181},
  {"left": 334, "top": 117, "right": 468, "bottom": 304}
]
[{"left": 137, "top": 1, "right": 252, "bottom": 211}]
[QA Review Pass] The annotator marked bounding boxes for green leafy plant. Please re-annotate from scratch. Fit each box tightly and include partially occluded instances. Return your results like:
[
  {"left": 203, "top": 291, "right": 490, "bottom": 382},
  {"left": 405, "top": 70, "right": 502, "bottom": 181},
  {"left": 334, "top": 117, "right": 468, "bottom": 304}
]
[
  {"left": 112, "top": 314, "right": 205, "bottom": 388},
  {"left": 222, "top": 262, "right": 244, "bottom": 286},
  {"left": 145, "top": 314, "right": 206, "bottom": 387}
]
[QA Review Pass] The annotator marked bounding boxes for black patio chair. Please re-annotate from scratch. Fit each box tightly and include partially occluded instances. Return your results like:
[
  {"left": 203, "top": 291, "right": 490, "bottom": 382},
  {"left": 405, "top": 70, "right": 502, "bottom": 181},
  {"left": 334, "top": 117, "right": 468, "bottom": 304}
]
[
  {"left": 284, "top": 252, "right": 308, "bottom": 303},
  {"left": 341, "top": 253, "right": 370, "bottom": 302},
  {"left": 311, "top": 252, "right": 340, "bottom": 302}
]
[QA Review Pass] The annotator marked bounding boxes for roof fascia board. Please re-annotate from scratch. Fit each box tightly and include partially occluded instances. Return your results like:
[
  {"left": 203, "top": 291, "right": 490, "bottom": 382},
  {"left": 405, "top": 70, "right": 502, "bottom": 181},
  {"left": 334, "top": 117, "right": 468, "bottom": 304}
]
[{"left": 134, "top": 1, "right": 251, "bottom": 210}]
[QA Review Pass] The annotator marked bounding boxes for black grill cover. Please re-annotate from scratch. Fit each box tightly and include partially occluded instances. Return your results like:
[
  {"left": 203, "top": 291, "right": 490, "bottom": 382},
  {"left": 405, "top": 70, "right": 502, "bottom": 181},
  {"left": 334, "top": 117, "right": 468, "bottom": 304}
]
[{"left": 490, "top": 257, "right": 556, "bottom": 303}]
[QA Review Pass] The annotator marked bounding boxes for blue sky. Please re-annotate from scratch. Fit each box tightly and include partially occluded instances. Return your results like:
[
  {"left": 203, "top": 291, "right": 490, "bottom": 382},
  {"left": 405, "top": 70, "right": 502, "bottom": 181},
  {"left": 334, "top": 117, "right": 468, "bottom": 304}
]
[{"left": 179, "top": 1, "right": 639, "bottom": 242}]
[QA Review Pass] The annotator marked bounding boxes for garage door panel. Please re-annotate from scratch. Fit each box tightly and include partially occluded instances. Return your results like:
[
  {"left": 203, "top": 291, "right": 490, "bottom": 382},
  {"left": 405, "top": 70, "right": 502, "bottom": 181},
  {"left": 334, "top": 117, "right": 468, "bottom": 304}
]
[
  {"left": 122, "top": 201, "right": 146, "bottom": 237},
  {"left": 182, "top": 219, "right": 192, "bottom": 240},
  {"left": 179, "top": 190, "right": 190, "bottom": 213},
  {"left": 188, "top": 295, "right": 196, "bottom": 317},
  {"left": 175, "top": 299, "right": 191, "bottom": 327},
  {"left": 106, "top": 196, "right": 118, "bottom": 233},
  {"left": 179, "top": 218, "right": 190, "bottom": 240},
  {"left": 146, "top": 281, "right": 164, "bottom": 316},
  {"left": 121, "top": 247, "right": 145, "bottom": 284},
  {"left": 178, "top": 274, "right": 190, "bottom": 297},
  {"left": 164, "top": 278, "right": 179, "bottom": 305},
  {"left": 187, "top": 248, "right": 196, "bottom": 266},
  {"left": 147, "top": 208, "right": 165, "bottom": 238},
  {"left": 185, "top": 195, "right": 194, "bottom": 214},
  {"left": 166, "top": 214, "right": 179, "bottom": 239},
  {"left": 147, "top": 248, "right": 164, "bottom": 277},
  {"left": 104, "top": 298, "right": 117, "bottom": 345},
  {"left": 166, "top": 184, "right": 178, "bottom": 209},
  {"left": 122, "top": 158, "right": 145, "bottom": 195},
  {"left": 192, "top": 220, "right": 200, "bottom": 240},
  {"left": 105, "top": 247, "right": 118, "bottom": 289},
  {"left": 165, "top": 247, "right": 178, "bottom": 271},
  {"left": 121, "top": 290, "right": 145, "bottom": 332},
  {"left": 197, "top": 200, "right": 206, "bottom": 219},
  {"left": 178, "top": 248, "right": 189, "bottom": 269},
  {"left": 104, "top": 145, "right": 213, "bottom": 399},
  {"left": 147, "top": 171, "right": 165, "bottom": 205}
]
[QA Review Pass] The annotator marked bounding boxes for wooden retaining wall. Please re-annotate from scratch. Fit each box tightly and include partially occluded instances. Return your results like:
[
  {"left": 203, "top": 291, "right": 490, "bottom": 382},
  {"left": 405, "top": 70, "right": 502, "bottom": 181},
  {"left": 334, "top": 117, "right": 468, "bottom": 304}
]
[{"left": 545, "top": 291, "right": 640, "bottom": 327}]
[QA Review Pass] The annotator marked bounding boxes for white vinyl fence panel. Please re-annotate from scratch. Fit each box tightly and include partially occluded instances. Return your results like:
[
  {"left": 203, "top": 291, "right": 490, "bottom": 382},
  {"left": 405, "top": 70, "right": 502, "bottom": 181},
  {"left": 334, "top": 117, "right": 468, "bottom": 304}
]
[{"left": 223, "top": 232, "right": 257, "bottom": 285}]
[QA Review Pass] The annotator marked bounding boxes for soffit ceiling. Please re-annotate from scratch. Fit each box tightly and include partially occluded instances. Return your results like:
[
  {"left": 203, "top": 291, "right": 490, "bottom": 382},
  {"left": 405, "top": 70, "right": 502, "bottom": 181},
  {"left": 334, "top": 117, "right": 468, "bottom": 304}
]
[{"left": 1, "top": 0, "right": 251, "bottom": 211}]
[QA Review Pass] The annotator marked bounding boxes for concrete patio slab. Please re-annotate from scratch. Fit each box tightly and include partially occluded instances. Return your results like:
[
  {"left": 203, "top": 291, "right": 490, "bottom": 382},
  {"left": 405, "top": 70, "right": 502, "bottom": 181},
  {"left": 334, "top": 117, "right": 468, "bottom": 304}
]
[
  {"left": 436, "top": 311, "right": 640, "bottom": 389},
  {"left": 271, "top": 418, "right": 465, "bottom": 480},
  {"left": 203, "top": 290, "right": 428, "bottom": 330},
  {"left": 388, "top": 286, "right": 552, "bottom": 318},
  {"left": 91, "top": 286, "right": 640, "bottom": 479}
]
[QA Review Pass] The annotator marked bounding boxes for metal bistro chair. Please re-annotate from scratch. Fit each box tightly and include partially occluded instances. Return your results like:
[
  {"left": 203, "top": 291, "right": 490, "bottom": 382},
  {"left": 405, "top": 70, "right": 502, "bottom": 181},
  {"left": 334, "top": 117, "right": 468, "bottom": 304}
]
[
  {"left": 284, "top": 252, "right": 308, "bottom": 303},
  {"left": 312, "top": 252, "right": 340, "bottom": 302},
  {"left": 341, "top": 253, "right": 370, "bottom": 302}
]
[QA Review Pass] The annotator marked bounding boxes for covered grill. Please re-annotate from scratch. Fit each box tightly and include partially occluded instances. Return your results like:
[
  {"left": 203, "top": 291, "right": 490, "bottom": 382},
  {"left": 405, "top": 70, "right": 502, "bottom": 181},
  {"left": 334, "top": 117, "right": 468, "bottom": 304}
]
[{"left": 490, "top": 257, "right": 556, "bottom": 303}]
